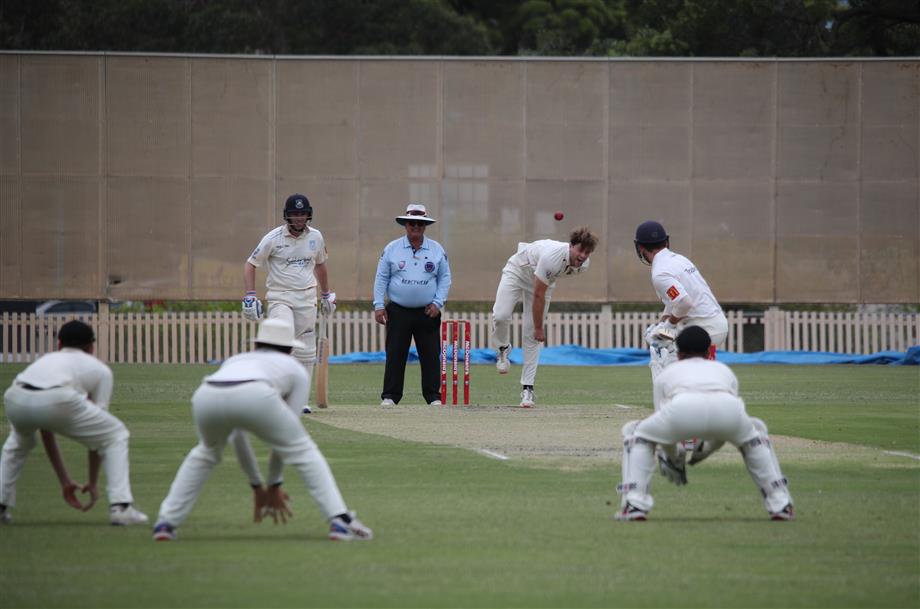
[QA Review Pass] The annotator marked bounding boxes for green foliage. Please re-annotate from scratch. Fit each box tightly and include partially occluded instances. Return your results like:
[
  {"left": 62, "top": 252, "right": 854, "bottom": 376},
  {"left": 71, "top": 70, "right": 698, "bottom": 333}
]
[{"left": 3, "top": 0, "right": 917, "bottom": 57}]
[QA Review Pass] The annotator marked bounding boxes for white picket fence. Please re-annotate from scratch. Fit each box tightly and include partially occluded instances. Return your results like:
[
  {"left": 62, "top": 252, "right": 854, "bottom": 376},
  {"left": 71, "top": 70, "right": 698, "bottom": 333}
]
[{"left": 1, "top": 309, "right": 917, "bottom": 364}]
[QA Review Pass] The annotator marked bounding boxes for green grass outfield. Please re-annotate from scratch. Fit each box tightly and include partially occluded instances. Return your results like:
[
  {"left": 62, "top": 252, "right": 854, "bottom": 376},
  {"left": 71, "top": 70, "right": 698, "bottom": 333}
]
[{"left": 0, "top": 363, "right": 917, "bottom": 608}]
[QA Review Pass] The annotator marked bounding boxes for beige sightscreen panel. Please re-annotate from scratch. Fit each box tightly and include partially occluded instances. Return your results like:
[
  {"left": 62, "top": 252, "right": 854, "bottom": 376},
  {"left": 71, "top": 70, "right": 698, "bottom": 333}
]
[
  {"left": 276, "top": 60, "right": 359, "bottom": 180},
  {"left": 107, "top": 56, "right": 190, "bottom": 178},
  {"left": 0, "top": 55, "right": 19, "bottom": 176},
  {"left": 1, "top": 54, "right": 918, "bottom": 303},
  {"left": 20, "top": 177, "right": 101, "bottom": 298},
  {"left": 443, "top": 61, "right": 525, "bottom": 180},
  {"left": 21, "top": 55, "right": 101, "bottom": 177},
  {"left": 106, "top": 177, "right": 189, "bottom": 300}
]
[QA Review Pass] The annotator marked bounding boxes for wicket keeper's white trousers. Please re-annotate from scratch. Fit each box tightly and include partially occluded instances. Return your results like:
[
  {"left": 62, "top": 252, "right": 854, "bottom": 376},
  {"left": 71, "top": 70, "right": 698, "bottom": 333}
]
[
  {"left": 1, "top": 384, "right": 134, "bottom": 507},
  {"left": 491, "top": 263, "right": 553, "bottom": 386},
  {"left": 157, "top": 381, "right": 347, "bottom": 526}
]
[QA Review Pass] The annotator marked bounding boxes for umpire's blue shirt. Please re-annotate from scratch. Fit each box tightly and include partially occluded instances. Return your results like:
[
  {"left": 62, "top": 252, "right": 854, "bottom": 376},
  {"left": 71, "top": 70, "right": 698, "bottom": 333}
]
[{"left": 373, "top": 236, "right": 451, "bottom": 310}]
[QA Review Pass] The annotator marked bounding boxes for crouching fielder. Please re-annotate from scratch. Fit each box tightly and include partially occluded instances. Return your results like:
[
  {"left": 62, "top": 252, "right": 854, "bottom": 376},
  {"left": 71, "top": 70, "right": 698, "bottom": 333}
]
[
  {"left": 615, "top": 326, "right": 794, "bottom": 522},
  {"left": 152, "top": 318, "right": 372, "bottom": 542}
]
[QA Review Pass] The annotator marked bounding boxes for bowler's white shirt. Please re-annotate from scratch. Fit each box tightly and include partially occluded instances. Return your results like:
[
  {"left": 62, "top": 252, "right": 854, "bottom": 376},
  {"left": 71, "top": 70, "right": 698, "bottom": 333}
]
[
  {"left": 653, "top": 357, "right": 739, "bottom": 411},
  {"left": 508, "top": 240, "right": 590, "bottom": 286},
  {"left": 205, "top": 350, "right": 309, "bottom": 411},
  {"left": 247, "top": 225, "right": 328, "bottom": 292},
  {"left": 14, "top": 348, "right": 114, "bottom": 409},
  {"left": 651, "top": 249, "right": 721, "bottom": 319}
]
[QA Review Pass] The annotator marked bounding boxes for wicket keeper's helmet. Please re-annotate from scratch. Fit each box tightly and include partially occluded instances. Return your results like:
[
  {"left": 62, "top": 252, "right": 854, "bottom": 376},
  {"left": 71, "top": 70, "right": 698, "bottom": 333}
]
[
  {"left": 634, "top": 220, "right": 669, "bottom": 264},
  {"left": 283, "top": 194, "right": 312, "bottom": 234}
]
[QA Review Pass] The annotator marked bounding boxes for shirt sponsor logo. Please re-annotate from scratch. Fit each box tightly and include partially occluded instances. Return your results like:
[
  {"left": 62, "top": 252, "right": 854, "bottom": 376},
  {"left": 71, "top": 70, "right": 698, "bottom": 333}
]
[
  {"left": 401, "top": 279, "right": 430, "bottom": 286},
  {"left": 425, "top": 261, "right": 435, "bottom": 273},
  {"left": 666, "top": 286, "right": 680, "bottom": 300},
  {"left": 286, "top": 257, "right": 309, "bottom": 268}
]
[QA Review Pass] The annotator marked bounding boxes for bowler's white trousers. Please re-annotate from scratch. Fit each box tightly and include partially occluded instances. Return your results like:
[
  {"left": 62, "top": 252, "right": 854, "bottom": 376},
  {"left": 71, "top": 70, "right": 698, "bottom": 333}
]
[
  {"left": 1, "top": 384, "right": 133, "bottom": 506},
  {"left": 156, "top": 380, "right": 346, "bottom": 526},
  {"left": 491, "top": 263, "right": 553, "bottom": 386}
]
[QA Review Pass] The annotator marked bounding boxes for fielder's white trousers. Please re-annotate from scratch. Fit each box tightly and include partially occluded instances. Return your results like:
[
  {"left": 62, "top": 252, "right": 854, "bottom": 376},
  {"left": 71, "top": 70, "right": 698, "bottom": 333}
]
[
  {"left": 1, "top": 385, "right": 134, "bottom": 507},
  {"left": 156, "top": 381, "right": 347, "bottom": 526},
  {"left": 491, "top": 264, "right": 553, "bottom": 386},
  {"left": 267, "top": 288, "right": 317, "bottom": 403},
  {"left": 621, "top": 392, "right": 792, "bottom": 514}
]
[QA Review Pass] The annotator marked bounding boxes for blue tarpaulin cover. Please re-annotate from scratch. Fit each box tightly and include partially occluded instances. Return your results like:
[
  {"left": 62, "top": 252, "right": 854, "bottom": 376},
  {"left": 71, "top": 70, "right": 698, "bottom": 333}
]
[{"left": 330, "top": 344, "right": 920, "bottom": 366}]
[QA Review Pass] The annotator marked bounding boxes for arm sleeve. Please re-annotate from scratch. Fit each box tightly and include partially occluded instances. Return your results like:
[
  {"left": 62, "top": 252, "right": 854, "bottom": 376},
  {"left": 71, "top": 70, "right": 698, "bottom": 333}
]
[
  {"left": 246, "top": 233, "right": 272, "bottom": 268},
  {"left": 284, "top": 370, "right": 310, "bottom": 413},
  {"left": 267, "top": 451, "right": 284, "bottom": 486},
  {"left": 314, "top": 230, "right": 328, "bottom": 265},
  {"left": 372, "top": 248, "right": 390, "bottom": 310},
  {"left": 89, "top": 364, "right": 114, "bottom": 411},
  {"left": 653, "top": 273, "right": 692, "bottom": 319},
  {"left": 229, "top": 430, "right": 264, "bottom": 487},
  {"left": 533, "top": 251, "right": 562, "bottom": 285},
  {"left": 432, "top": 250, "right": 451, "bottom": 309}
]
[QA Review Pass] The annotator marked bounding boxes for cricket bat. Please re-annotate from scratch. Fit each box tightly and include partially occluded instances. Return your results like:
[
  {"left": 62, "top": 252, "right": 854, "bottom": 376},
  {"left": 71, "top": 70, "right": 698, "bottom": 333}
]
[{"left": 316, "top": 312, "right": 329, "bottom": 408}]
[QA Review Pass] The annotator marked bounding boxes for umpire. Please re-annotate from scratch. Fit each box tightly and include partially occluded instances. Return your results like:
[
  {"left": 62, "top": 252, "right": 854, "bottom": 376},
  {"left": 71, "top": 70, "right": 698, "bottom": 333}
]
[{"left": 373, "top": 204, "right": 452, "bottom": 406}]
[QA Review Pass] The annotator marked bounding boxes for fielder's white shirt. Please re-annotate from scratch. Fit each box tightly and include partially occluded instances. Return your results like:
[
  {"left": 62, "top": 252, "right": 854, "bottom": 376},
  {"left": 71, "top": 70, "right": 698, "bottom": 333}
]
[
  {"left": 247, "top": 225, "right": 328, "bottom": 293},
  {"left": 13, "top": 348, "right": 114, "bottom": 409},
  {"left": 205, "top": 350, "right": 309, "bottom": 411},
  {"left": 651, "top": 249, "right": 722, "bottom": 320},
  {"left": 507, "top": 240, "right": 590, "bottom": 286},
  {"left": 652, "top": 357, "right": 739, "bottom": 411}
]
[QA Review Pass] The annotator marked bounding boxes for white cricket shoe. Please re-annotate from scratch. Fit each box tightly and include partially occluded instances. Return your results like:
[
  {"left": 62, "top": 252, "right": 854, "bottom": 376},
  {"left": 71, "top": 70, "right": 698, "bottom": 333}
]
[
  {"left": 496, "top": 345, "right": 511, "bottom": 374},
  {"left": 428, "top": 400, "right": 443, "bottom": 406},
  {"left": 770, "top": 504, "right": 795, "bottom": 521},
  {"left": 520, "top": 387, "right": 535, "bottom": 408},
  {"left": 110, "top": 504, "right": 149, "bottom": 526},
  {"left": 380, "top": 398, "right": 396, "bottom": 406},
  {"left": 615, "top": 503, "right": 648, "bottom": 521},
  {"left": 328, "top": 511, "right": 373, "bottom": 541},
  {"left": 302, "top": 405, "right": 313, "bottom": 414}
]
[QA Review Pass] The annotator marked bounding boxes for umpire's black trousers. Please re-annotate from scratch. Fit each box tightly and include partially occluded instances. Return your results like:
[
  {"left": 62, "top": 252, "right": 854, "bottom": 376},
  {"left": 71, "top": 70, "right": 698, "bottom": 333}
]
[{"left": 381, "top": 302, "right": 441, "bottom": 404}]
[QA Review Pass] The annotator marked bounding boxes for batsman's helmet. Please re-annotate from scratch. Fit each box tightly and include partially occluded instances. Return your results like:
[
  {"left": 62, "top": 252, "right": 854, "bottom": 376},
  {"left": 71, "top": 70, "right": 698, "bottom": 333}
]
[
  {"left": 634, "top": 220, "right": 669, "bottom": 264},
  {"left": 283, "top": 194, "right": 312, "bottom": 234}
]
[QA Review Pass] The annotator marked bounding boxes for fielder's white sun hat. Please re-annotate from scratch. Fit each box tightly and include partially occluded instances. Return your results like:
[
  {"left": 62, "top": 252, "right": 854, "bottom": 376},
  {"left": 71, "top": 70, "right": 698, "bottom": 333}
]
[
  {"left": 252, "top": 318, "right": 306, "bottom": 350},
  {"left": 395, "top": 203, "right": 436, "bottom": 226}
]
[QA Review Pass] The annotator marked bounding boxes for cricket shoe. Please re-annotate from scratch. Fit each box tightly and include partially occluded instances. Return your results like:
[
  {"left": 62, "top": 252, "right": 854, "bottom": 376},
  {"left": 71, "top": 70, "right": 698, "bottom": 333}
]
[
  {"left": 519, "top": 387, "right": 535, "bottom": 408},
  {"left": 328, "top": 511, "right": 373, "bottom": 541},
  {"left": 110, "top": 504, "right": 150, "bottom": 526},
  {"left": 0, "top": 508, "right": 11, "bottom": 525},
  {"left": 302, "top": 405, "right": 313, "bottom": 414},
  {"left": 496, "top": 345, "right": 511, "bottom": 374},
  {"left": 380, "top": 398, "right": 396, "bottom": 406},
  {"left": 615, "top": 503, "right": 648, "bottom": 521},
  {"left": 769, "top": 504, "right": 795, "bottom": 521},
  {"left": 152, "top": 522, "right": 177, "bottom": 541},
  {"left": 428, "top": 400, "right": 443, "bottom": 406}
]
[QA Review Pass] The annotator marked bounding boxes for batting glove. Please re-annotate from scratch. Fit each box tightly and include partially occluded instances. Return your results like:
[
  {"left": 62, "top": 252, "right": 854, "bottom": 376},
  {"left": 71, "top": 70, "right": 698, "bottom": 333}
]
[
  {"left": 242, "top": 291, "right": 263, "bottom": 321},
  {"left": 320, "top": 291, "right": 336, "bottom": 316},
  {"left": 652, "top": 320, "right": 678, "bottom": 342}
]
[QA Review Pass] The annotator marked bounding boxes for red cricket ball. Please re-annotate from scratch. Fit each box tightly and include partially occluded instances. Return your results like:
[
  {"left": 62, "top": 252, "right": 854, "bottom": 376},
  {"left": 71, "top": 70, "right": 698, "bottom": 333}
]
[{"left": 554, "top": 211, "right": 564, "bottom": 221}]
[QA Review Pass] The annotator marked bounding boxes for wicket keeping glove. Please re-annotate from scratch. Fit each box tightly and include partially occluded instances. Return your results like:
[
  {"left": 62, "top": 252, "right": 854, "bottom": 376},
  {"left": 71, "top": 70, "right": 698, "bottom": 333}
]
[
  {"left": 320, "top": 291, "right": 336, "bottom": 316},
  {"left": 242, "top": 291, "right": 263, "bottom": 321}
]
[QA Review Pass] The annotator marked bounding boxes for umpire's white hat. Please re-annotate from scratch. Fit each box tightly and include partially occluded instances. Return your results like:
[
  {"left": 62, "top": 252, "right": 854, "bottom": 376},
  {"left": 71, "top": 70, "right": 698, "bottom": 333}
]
[
  {"left": 252, "top": 318, "right": 306, "bottom": 350},
  {"left": 396, "top": 203, "right": 436, "bottom": 226}
]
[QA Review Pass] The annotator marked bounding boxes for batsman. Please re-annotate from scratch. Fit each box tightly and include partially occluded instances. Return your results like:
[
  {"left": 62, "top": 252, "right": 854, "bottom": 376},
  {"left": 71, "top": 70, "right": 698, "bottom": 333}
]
[{"left": 243, "top": 194, "right": 336, "bottom": 414}]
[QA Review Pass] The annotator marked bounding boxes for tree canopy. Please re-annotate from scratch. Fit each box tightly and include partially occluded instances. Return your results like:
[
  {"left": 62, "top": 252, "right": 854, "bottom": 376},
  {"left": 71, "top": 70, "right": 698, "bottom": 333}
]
[{"left": 2, "top": 0, "right": 918, "bottom": 56}]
